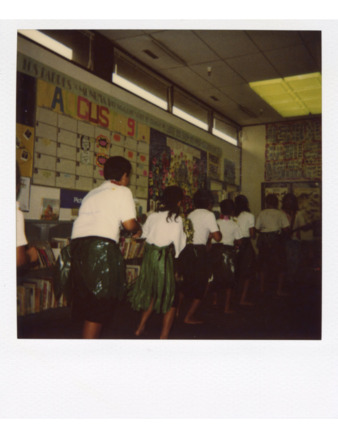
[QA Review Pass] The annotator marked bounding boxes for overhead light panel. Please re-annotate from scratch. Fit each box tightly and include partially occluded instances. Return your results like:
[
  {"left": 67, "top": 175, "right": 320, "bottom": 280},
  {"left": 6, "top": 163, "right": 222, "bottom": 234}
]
[
  {"left": 112, "top": 73, "right": 168, "bottom": 110},
  {"left": 249, "top": 72, "right": 321, "bottom": 117},
  {"left": 18, "top": 30, "right": 73, "bottom": 60}
]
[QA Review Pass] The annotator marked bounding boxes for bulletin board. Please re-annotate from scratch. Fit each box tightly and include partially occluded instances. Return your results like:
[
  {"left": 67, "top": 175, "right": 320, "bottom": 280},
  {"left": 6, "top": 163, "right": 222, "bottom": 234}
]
[
  {"left": 265, "top": 119, "right": 321, "bottom": 181},
  {"left": 148, "top": 129, "right": 207, "bottom": 214},
  {"left": 16, "top": 52, "right": 240, "bottom": 218}
]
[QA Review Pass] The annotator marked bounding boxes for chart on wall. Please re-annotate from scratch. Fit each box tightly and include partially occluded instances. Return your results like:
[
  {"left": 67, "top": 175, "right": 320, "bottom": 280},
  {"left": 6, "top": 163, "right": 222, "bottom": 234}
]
[
  {"left": 265, "top": 119, "right": 321, "bottom": 181},
  {"left": 16, "top": 72, "right": 151, "bottom": 199},
  {"left": 149, "top": 129, "right": 207, "bottom": 213}
]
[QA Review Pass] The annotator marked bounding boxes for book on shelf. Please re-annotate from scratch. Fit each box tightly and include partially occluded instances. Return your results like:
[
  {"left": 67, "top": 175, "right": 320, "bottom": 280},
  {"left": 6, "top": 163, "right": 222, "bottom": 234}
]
[
  {"left": 119, "top": 237, "right": 145, "bottom": 260},
  {"left": 17, "top": 278, "right": 68, "bottom": 316},
  {"left": 31, "top": 241, "right": 56, "bottom": 269},
  {"left": 126, "top": 265, "right": 141, "bottom": 286}
]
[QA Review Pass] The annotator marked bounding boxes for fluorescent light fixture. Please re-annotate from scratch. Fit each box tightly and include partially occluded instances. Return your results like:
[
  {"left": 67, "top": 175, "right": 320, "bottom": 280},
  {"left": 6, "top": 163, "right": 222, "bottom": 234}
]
[
  {"left": 249, "top": 73, "right": 321, "bottom": 117},
  {"left": 18, "top": 29, "right": 73, "bottom": 60},
  {"left": 112, "top": 73, "right": 168, "bottom": 110},
  {"left": 172, "top": 106, "right": 208, "bottom": 130},
  {"left": 212, "top": 128, "right": 238, "bottom": 146}
]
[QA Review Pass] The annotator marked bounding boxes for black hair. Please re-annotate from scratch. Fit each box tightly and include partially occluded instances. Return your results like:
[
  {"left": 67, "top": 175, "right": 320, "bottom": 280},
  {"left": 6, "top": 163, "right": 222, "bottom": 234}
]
[
  {"left": 234, "top": 194, "right": 250, "bottom": 216},
  {"left": 282, "top": 193, "right": 298, "bottom": 212},
  {"left": 159, "top": 185, "right": 184, "bottom": 222},
  {"left": 103, "top": 156, "right": 132, "bottom": 181},
  {"left": 265, "top": 193, "right": 278, "bottom": 209},
  {"left": 220, "top": 199, "right": 235, "bottom": 216},
  {"left": 193, "top": 189, "right": 213, "bottom": 209}
]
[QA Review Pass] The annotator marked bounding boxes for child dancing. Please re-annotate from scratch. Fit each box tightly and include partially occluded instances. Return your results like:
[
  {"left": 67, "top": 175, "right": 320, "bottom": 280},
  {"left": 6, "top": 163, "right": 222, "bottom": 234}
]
[
  {"left": 255, "top": 193, "right": 290, "bottom": 296},
  {"left": 179, "top": 189, "right": 221, "bottom": 324},
  {"left": 234, "top": 195, "right": 256, "bottom": 305},
  {"left": 209, "top": 199, "right": 242, "bottom": 314},
  {"left": 129, "top": 186, "right": 187, "bottom": 339},
  {"left": 70, "top": 156, "right": 141, "bottom": 339}
]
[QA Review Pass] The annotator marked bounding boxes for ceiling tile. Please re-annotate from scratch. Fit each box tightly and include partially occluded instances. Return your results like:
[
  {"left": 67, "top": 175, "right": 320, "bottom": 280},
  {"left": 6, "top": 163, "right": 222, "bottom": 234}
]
[
  {"left": 264, "top": 45, "right": 319, "bottom": 77},
  {"left": 97, "top": 29, "right": 146, "bottom": 41},
  {"left": 226, "top": 52, "right": 280, "bottom": 82},
  {"left": 194, "top": 30, "right": 260, "bottom": 59},
  {"left": 115, "top": 34, "right": 183, "bottom": 69},
  {"left": 150, "top": 30, "right": 219, "bottom": 65},
  {"left": 246, "top": 30, "right": 303, "bottom": 51},
  {"left": 190, "top": 60, "right": 245, "bottom": 87},
  {"left": 162, "top": 66, "right": 213, "bottom": 91}
]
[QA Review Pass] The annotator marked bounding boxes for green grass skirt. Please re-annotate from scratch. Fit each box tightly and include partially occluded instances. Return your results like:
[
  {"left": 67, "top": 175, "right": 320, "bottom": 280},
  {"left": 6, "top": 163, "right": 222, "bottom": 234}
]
[{"left": 128, "top": 243, "right": 175, "bottom": 314}]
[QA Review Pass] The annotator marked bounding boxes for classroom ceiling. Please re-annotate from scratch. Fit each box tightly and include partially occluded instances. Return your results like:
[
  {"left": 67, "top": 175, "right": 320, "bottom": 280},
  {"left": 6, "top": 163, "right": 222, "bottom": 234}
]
[{"left": 96, "top": 29, "right": 321, "bottom": 127}]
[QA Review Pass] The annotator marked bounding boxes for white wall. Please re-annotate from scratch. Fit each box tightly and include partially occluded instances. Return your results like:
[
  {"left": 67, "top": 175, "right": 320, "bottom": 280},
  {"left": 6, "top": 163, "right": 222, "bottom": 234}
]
[{"left": 240, "top": 125, "right": 266, "bottom": 218}]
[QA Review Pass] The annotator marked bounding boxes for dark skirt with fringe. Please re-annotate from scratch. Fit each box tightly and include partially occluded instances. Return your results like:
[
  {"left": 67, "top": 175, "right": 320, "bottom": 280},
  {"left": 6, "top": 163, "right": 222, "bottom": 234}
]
[
  {"left": 70, "top": 236, "right": 125, "bottom": 323},
  {"left": 177, "top": 244, "right": 209, "bottom": 299},
  {"left": 257, "top": 231, "right": 285, "bottom": 273},
  {"left": 128, "top": 243, "right": 175, "bottom": 314},
  {"left": 209, "top": 243, "right": 237, "bottom": 291},
  {"left": 236, "top": 237, "right": 256, "bottom": 282}
]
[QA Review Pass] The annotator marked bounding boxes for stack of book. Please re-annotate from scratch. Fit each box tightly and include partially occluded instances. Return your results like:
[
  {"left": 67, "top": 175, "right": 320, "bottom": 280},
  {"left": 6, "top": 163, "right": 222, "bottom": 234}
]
[
  {"left": 119, "top": 237, "right": 145, "bottom": 259},
  {"left": 17, "top": 278, "right": 68, "bottom": 316},
  {"left": 34, "top": 241, "right": 56, "bottom": 269}
]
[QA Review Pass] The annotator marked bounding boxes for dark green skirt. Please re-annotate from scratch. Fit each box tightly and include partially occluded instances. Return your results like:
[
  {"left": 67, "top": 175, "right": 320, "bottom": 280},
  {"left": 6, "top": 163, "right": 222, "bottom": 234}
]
[
  {"left": 70, "top": 237, "right": 125, "bottom": 323},
  {"left": 128, "top": 243, "right": 175, "bottom": 314}
]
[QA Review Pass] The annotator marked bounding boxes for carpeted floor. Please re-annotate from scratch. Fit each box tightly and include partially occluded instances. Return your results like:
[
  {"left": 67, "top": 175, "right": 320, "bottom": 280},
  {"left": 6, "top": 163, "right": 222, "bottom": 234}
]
[{"left": 17, "top": 270, "right": 321, "bottom": 340}]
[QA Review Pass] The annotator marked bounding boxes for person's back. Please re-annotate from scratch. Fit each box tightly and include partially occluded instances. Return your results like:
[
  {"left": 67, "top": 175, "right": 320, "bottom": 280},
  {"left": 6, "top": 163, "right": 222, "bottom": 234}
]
[
  {"left": 188, "top": 208, "right": 219, "bottom": 245},
  {"left": 71, "top": 181, "right": 135, "bottom": 242},
  {"left": 256, "top": 208, "right": 289, "bottom": 233},
  {"left": 216, "top": 217, "right": 242, "bottom": 246},
  {"left": 142, "top": 210, "right": 186, "bottom": 258}
]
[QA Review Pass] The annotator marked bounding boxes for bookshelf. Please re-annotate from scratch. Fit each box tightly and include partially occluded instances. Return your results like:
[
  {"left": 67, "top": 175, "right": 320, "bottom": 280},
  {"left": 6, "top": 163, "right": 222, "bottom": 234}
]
[{"left": 17, "top": 228, "right": 146, "bottom": 321}]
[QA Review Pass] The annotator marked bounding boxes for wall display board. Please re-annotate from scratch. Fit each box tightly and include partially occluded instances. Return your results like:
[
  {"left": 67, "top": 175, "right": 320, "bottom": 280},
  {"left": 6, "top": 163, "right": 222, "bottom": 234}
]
[
  {"left": 149, "top": 129, "right": 207, "bottom": 213},
  {"left": 265, "top": 119, "right": 321, "bottom": 182},
  {"left": 17, "top": 52, "right": 240, "bottom": 218}
]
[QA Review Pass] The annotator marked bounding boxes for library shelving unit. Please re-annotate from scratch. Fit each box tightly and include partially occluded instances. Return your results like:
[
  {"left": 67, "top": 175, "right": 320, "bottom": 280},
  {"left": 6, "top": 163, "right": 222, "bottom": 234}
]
[{"left": 17, "top": 221, "right": 145, "bottom": 338}]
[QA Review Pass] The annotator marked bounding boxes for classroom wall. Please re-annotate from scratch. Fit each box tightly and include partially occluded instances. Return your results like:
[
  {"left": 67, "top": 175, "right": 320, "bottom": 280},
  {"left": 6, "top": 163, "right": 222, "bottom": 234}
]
[
  {"left": 17, "top": 36, "right": 241, "bottom": 222},
  {"left": 240, "top": 125, "right": 266, "bottom": 218}
]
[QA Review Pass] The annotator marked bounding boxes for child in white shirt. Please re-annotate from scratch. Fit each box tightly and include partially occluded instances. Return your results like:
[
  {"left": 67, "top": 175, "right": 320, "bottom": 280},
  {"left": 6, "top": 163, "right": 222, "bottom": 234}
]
[
  {"left": 209, "top": 199, "right": 242, "bottom": 313},
  {"left": 179, "top": 189, "right": 221, "bottom": 324},
  {"left": 234, "top": 195, "right": 256, "bottom": 305},
  {"left": 255, "top": 193, "right": 290, "bottom": 296},
  {"left": 129, "top": 186, "right": 186, "bottom": 339}
]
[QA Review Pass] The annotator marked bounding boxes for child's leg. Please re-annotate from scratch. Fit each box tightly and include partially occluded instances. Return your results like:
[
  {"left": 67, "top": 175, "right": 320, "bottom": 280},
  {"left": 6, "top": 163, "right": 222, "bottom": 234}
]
[
  {"left": 224, "top": 287, "right": 235, "bottom": 314},
  {"left": 82, "top": 320, "right": 103, "bottom": 339},
  {"left": 184, "top": 298, "right": 203, "bottom": 324},
  {"left": 160, "top": 307, "right": 177, "bottom": 339},
  {"left": 135, "top": 298, "right": 154, "bottom": 336},
  {"left": 240, "top": 278, "right": 254, "bottom": 305}
]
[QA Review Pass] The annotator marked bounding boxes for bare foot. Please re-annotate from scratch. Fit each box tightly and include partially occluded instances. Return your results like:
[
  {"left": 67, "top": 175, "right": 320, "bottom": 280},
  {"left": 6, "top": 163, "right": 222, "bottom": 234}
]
[{"left": 135, "top": 326, "right": 145, "bottom": 336}]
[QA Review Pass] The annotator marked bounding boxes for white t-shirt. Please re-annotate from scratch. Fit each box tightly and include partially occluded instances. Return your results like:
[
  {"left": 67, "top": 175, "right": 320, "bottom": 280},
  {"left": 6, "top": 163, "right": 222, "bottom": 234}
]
[
  {"left": 235, "top": 211, "right": 255, "bottom": 238},
  {"left": 188, "top": 209, "right": 219, "bottom": 245},
  {"left": 256, "top": 208, "right": 289, "bottom": 233},
  {"left": 16, "top": 201, "right": 28, "bottom": 247},
  {"left": 71, "top": 180, "right": 136, "bottom": 242},
  {"left": 216, "top": 218, "right": 242, "bottom": 246},
  {"left": 142, "top": 211, "right": 186, "bottom": 258}
]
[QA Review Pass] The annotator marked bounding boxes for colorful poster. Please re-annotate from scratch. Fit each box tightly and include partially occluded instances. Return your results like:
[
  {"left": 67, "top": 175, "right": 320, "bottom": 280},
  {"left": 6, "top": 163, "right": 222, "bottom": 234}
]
[
  {"left": 149, "top": 129, "right": 207, "bottom": 213},
  {"left": 265, "top": 119, "right": 321, "bottom": 181}
]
